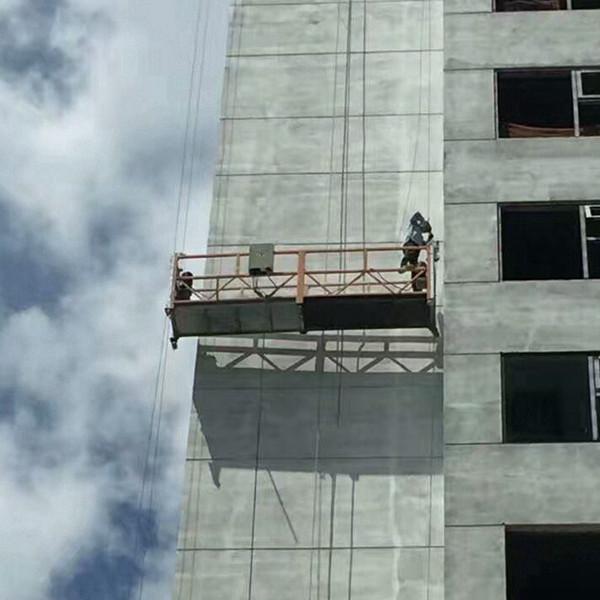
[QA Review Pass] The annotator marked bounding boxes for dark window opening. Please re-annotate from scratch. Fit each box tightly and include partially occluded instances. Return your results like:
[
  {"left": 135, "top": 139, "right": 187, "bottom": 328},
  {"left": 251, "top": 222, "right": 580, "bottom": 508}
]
[
  {"left": 579, "top": 100, "right": 600, "bottom": 135},
  {"left": 506, "top": 528, "right": 600, "bottom": 600},
  {"left": 501, "top": 205, "right": 582, "bottom": 280},
  {"left": 503, "top": 353, "right": 594, "bottom": 443},
  {"left": 497, "top": 71, "right": 574, "bottom": 138},
  {"left": 496, "top": 0, "right": 566, "bottom": 10},
  {"left": 586, "top": 206, "right": 600, "bottom": 277},
  {"left": 572, "top": 0, "right": 600, "bottom": 9},
  {"left": 581, "top": 71, "right": 600, "bottom": 95},
  {"left": 496, "top": 0, "right": 600, "bottom": 10}
]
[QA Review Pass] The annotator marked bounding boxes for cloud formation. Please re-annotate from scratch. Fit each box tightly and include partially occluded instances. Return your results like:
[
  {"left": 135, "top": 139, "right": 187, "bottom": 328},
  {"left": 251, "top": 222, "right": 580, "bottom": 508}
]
[{"left": 0, "top": 1, "right": 228, "bottom": 598}]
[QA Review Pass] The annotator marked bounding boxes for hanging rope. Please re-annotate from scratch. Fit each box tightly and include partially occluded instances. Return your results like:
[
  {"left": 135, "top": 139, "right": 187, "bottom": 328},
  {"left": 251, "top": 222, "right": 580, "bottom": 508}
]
[
  {"left": 335, "top": 0, "right": 354, "bottom": 428},
  {"left": 217, "top": 0, "right": 246, "bottom": 275},
  {"left": 133, "top": 2, "right": 211, "bottom": 598},
  {"left": 173, "top": 0, "right": 209, "bottom": 252},
  {"left": 396, "top": 0, "right": 429, "bottom": 240},
  {"left": 361, "top": 0, "right": 367, "bottom": 250},
  {"left": 247, "top": 334, "right": 266, "bottom": 600},
  {"left": 309, "top": 6, "right": 344, "bottom": 593},
  {"left": 182, "top": 0, "right": 212, "bottom": 250}
]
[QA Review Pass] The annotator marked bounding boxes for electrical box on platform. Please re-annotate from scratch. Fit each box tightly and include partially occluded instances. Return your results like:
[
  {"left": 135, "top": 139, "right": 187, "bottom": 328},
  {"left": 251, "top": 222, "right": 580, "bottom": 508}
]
[{"left": 248, "top": 244, "right": 274, "bottom": 276}]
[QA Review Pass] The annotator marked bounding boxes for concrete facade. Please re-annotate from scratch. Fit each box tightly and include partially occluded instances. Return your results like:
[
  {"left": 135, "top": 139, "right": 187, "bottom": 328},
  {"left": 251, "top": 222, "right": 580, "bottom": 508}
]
[
  {"left": 444, "top": 4, "right": 600, "bottom": 600},
  {"left": 173, "top": 1, "right": 444, "bottom": 599}
]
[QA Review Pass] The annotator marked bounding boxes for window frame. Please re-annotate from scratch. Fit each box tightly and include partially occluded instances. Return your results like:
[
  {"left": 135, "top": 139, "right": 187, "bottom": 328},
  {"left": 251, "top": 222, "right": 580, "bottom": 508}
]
[{"left": 501, "top": 351, "right": 600, "bottom": 444}]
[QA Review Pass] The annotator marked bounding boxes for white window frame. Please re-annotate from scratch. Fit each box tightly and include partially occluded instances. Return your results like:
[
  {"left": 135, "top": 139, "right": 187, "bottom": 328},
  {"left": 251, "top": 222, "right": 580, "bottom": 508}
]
[
  {"left": 576, "top": 70, "right": 600, "bottom": 99},
  {"left": 573, "top": 69, "right": 600, "bottom": 136},
  {"left": 589, "top": 355, "right": 600, "bottom": 440}
]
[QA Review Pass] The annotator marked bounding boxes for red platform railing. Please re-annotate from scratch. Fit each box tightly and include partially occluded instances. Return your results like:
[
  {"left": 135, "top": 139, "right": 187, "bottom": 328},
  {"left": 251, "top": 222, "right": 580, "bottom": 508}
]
[{"left": 168, "top": 245, "right": 435, "bottom": 311}]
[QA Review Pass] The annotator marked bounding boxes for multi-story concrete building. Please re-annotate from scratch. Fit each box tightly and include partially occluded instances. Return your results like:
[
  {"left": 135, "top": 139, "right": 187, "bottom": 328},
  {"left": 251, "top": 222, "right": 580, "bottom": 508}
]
[
  {"left": 445, "top": 1, "right": 600, "bottom": 599},
  {"left": 172, "top": 0, "right": 600, "bottom": 598}
]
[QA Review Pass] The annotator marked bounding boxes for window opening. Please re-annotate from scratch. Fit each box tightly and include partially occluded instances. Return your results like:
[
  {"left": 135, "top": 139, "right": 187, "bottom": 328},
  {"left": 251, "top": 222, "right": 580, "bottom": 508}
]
[
  {"left": 497, "top": 69, "right": 600, "bottom": 138},
  {"left": 572, "top": 0, "right": 600, "bottom": 9},
  {"left": 506, "top": 527, "right": 600, "bottom": 600},
  {"left": 576, "top": 70, "right": 600, "bottom": 136},
  {"left": 500, "top": 203, "right": 600, "bottom": 281},
  {"left": 497, "top": 70, "right": 574, "bottom": 137},
  {"left": 496, "top": 0, "right": 566, "bottom": 10},
  {"left": 585, "top": 204, "right": 600, "bottom": 277},
  {"left": 500, "top": 205, "right": 582, "bottom": 280},
  {"left": 496, "top": 0, "right": 600, "bottom": 10},
  {"left": 503, "top": 353, "right": 600, "bottom": 443}
]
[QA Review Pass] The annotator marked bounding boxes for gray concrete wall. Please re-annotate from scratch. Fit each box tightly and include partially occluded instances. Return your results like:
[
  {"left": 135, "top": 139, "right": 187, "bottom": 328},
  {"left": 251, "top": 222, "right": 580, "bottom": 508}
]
[
  {"left": 444, "top": 7, "right": 600, "bottom": 600},
  {"left": 174, "top": 0, "right": 445, "bottom": 598}
]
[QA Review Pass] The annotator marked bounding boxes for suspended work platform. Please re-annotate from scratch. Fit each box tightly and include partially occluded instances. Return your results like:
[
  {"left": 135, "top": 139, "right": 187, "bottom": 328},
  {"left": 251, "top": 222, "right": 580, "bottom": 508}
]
[{"left": 166, "top": 245, "right": 438, "bottom": 348}]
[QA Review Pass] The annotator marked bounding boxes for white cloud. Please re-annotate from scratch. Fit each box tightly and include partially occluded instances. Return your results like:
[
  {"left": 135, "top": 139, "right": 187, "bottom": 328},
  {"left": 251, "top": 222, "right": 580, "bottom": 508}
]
[{"left": 0, "top": 0, "right": 228, "bottom": 598}]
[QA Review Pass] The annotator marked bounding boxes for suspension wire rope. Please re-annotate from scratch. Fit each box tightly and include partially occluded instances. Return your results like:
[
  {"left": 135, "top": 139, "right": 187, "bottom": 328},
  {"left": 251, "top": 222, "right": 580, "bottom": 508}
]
[
  {"left": 128, "top": 316, "right": 169, "bottom": 600},
  {"left": 308, "top": 6, "right": 344, "bottom": 596},
  {"left": 361, "top": 0, "right": 367, "bottom": 250},
  {"left": 247, "top": 334, "right": 266, "bottom": 600},
  {"left": 425, "top": 2, "right": 434, "bottom": 599},
  {"left": 334, "top": 2, "right": 355, "bottom": 596},
  {"left": 307, "top": 337, "right": 325, "bottom": 600},
  {"left": 132, "top": 2, "right": 211, "bottom": 598},
  {"left": 182, "top": 0, "right": 212, "bottom": 250},
  {"left": 177, "top": 404, "right": 204, "bottom": 600},
  {"left": 334, "top": 0, "right": 354, "bottom": 436},
  {"left": 325, "top": 3, "right": 344, "bottom": 274},
  {"left": 347, "top": 477, "right": 356, "bottom": 600},
  {"left": 217, "top": 0, "right": 246, "bottom": 275},
  {"left": 426, "top": 0, "right": 433, "bottom": 221},
  {"left": 173, "top": 0, "right": 208, "bottom": 251},
  {"left": 136, "top": 324, "right": 170, "bottom": 600},
  {"left": 395, "top": 0, "right": 429, "bottom": 240}
]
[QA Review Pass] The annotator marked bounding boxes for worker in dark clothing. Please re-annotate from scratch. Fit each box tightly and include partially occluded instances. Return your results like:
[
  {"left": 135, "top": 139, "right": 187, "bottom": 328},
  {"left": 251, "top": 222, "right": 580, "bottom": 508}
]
[
  {"left": 175, "top": 270, "right": 194, "bottom": 301},
  {"left": 400, "top": 211, "right": 434, "bottom": 272}
]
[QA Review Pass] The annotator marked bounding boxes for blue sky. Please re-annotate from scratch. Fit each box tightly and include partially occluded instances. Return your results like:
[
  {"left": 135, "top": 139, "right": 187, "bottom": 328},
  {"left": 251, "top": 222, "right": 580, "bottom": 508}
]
[{"left": 0, "top": 1, "right": 228, "bottom": 598}]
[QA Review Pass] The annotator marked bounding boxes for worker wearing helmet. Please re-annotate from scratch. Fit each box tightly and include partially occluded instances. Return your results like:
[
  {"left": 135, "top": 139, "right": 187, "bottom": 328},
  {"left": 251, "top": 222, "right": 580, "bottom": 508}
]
[
  {"left": 175, "top": 270, "right": 194, "bottom": 301},
  {"left": 400, "top": 211, "right": 434, "bottom": 273}
]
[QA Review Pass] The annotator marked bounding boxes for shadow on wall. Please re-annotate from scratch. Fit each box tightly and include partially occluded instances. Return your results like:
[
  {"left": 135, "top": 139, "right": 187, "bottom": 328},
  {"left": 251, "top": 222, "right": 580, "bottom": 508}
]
[{"left": 192, "top": 349, "right": 443, "bottom": 487}]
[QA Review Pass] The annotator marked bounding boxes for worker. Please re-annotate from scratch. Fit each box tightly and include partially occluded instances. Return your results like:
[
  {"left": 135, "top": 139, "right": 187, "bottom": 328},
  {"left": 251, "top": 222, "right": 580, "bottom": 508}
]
[
  {"left": 175, "top": 270, "right": 194, "bottom": 301},
  {"left": 400, "top": 211, "right": 434, "bottom": 273}
]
